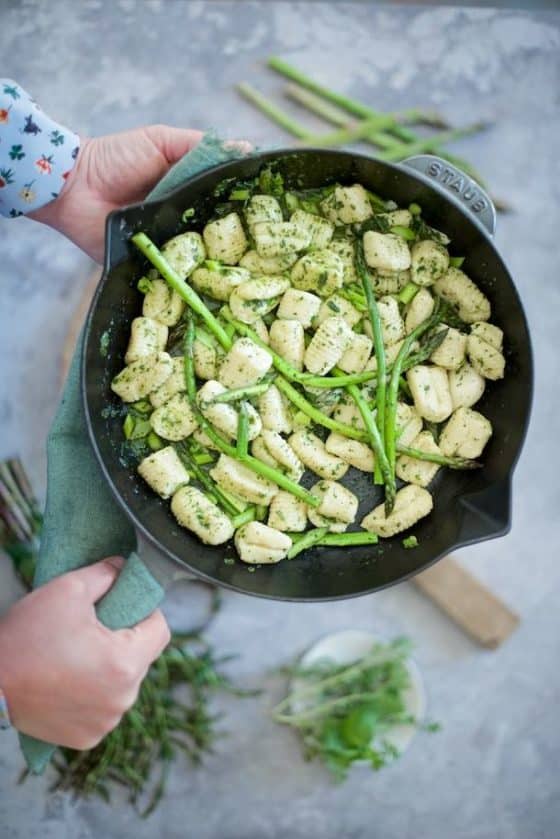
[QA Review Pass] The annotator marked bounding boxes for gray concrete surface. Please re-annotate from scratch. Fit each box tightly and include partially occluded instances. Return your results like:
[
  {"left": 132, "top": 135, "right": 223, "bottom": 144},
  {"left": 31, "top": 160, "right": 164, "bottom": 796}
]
[{"left": 1, "top": 2, "right": 559, "bottom": 838}]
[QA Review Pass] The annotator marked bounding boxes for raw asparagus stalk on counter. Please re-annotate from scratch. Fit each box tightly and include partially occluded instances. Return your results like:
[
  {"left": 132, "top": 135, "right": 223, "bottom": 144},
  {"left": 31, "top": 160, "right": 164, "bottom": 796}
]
[{"left": 237, "top": 57, "right": 507, "bottom": 208}]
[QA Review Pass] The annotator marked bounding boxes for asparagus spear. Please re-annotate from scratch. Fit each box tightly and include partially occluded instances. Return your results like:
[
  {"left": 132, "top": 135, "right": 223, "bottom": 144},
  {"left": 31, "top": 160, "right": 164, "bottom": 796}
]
[
  {"left": 398, "top": 282, "right": 420, "bottom": 304},
  {"left": 287, "top": 527, "right": 329, "bottom": 559},
  {"left": 204, "top": 382, "right": 271, "bottom": 405},
  {"left": 275, "top": 378, "right": 368, "bottom": 442},
  {"left": 317, "top": 531, "right": 379, "bottom": 547},
  {"left": 268, "top": 56, "right": 417, "bottom": 143},
  {"left": 237, "top": 82, "right": 311, "bottom": 140},
  {"left": 175, "top": 443, "right": 241, "bottom": 518},
  {"left": 236, "top": 402, "right": 249, "bottom": 459},
  {"left": 132, "top": 233, "right": 233, "bottom": 351},
  {"left": 266, "top": 57, "right": 502, "bottom": 205},
  {"left": 401, "top": 327, "right": 449, "bottom": 372},
  {"left": 307, "top": 114, "right": 418, "bottom": 149},
  {"left": 342, "top": 379, "right": 395, "bottom": 511},
  {"left": 183, "top": 318, "right": 319, "bottom": 507},
  {"left": 354, "top": 239, "right": 386, "bottom": 484},
  {"left": 0, "top": 457, "right": 42, "bottom": 589},
  {"left": 395, "top": 445, "right": 482, "bottom": 470},
  {"left": 377, "top": 123, "right": 489, "bottom": 163},
  {"left": 221, "top": 308, "right": 376, "bottom": 389},
  {"left": 384, "top": 305, "right": 444, "bottom": 486},
  {"left": 285, "top": 83, "right": 448, "bottom": 131}
]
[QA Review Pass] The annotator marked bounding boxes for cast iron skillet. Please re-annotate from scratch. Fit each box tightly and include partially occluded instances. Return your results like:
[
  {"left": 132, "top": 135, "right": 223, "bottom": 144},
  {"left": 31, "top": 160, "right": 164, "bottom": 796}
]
[{"left": 82, "top": 150, "right": 533, "bottom": 601}]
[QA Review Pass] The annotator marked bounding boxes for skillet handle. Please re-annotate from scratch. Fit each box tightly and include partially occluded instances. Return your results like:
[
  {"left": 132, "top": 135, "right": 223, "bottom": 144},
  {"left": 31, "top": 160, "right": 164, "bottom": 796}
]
[{"left": 401, "top": 154, "right": 497, "bottom": 237}]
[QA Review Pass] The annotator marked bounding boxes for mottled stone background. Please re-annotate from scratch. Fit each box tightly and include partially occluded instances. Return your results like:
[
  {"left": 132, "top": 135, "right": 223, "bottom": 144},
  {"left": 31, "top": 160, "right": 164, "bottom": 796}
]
[{"left": 1, "top": 2, "right": 559, "bottom": 838}]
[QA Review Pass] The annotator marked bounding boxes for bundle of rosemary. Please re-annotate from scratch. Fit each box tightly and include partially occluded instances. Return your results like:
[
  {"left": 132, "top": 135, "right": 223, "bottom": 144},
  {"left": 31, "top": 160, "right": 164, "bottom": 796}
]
[{"left": 0, "top": 457, "right": 254, "bottom": 816}]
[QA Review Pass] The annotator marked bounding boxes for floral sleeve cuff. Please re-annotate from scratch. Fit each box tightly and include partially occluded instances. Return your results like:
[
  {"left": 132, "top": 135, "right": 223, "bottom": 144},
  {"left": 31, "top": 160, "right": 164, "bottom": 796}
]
[{"left": 0, "top": 79, "right": 80, "bottom": 218}]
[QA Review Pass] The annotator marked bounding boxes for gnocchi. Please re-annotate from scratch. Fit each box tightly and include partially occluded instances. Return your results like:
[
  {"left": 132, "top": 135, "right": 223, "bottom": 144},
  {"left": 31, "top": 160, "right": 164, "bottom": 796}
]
[
  {"left": 162, "top": 232, "right": 206, "bottom": 278},
  {"left": 112, "top": 352, "right": 173, "bottom": 403},
  {"left": 434, "top": 267, "right": 491, "bottom": 323},
  {"left": 234, "top": 521, "right": 292, "bottom": 564},
  {"left": 203, "top": 213, "right": 247, "bottom": 264},
  {"left": 304, "top": 316, "right": 353, "bottom": 375},
  {"left": 289, "top": 430, "right": 348, "bottom": 480},
  {"left": 269, "top": 319, "right": 305, "bottom": 371},
  {"left": 125, "top": 317, "right": 168, "bottom": 365},
  {"left": 268, "top": 491, "right": 308, "bottom": 532},
  {"left": 171, "top": 485, "right": 234, "bottom": 545},
  {"left": 277, "top": 288, "right": 322, "bottom": 328},
  {"left": 439, "top": 407, "right": 492, "bottom": 459},
  {"left": 407, "top": 364, "right": 453, "bottom": 423},
  {"left": 218, "top": 337, "right": 272, "bottom": 388},
  {"left": 115, "top": 171, "right": 506, "bottom": 567},
  {"left": 291, "top": 249, "right": 345, "bottom": 297},
  {"left": 138, "top": 446, "right": 190, "bottom": 499},
  {"left": 142, "top": 278, "right": 185, "bottom": 326},
  {"left": 361, "top": 485, "right": 433, "bottom": 537},
  {"left": 210, "top": 454, "right": 278, "bottom": 505}
]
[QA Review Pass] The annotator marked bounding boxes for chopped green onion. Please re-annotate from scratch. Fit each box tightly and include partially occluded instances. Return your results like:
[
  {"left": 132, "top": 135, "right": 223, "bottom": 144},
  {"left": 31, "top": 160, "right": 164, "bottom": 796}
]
[
  {"left": 398, "top": 282, "right": 420, "bottom": 305},
  {"left": 402, "top": 535, "right": 418, "bottom": 549},
  {"left": 137, "top": 276, "right": 153, "bottom": 294},
  {"left": 147, "top": 432, "right": 164, "bottom": 451},
  {"left": 181, "top": 207, "right": 195, "bottom": 222},
  {"left": 408, "top": 203, "right": 422, "bottom": 216},
  {"left": 450, "top": 256, "right": 465, "bottom": 268},
  {"left": 229, "top": 188, "right": 251, "bottom": 201},
  {"left": 390, "top": 225, "right": 416, "bottom": 241},
  {"left": 123, "top": 415, "right": 151, "bottom": 440},
  {"left": 123, "top": 414, "right": 135, "bottom": 439},
  {"left": 131, "top": 399, "right": 152, "bottom": 415}
]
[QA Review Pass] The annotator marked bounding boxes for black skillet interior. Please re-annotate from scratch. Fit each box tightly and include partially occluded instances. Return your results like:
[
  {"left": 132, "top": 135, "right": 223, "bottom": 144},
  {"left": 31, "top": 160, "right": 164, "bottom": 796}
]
[{"left": 83, "top": 149, "right": 533, "bottom": 601}]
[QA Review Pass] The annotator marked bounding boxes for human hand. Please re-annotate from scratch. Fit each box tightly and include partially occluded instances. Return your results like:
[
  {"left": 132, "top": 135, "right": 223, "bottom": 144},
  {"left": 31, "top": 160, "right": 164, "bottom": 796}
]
[
  {"left": 0, "top": 558, "right": 170, "bottom": 749},
  {"left": 29, "top": 125, "right": 204, "bottom": 262}
]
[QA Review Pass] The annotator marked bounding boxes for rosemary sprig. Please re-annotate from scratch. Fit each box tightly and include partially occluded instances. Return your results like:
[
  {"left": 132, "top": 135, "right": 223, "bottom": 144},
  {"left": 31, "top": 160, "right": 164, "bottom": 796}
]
[
  {"left": 273, "top": 637, "right": 437, "bottom": 781},
  {"left": 38, "top": 634, "right": 257, "bottom": 817}
]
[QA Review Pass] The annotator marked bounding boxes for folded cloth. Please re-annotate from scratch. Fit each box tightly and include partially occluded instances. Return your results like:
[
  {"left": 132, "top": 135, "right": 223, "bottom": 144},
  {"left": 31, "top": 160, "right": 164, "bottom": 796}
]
[{"left": 20, "top": 133, "right": 249, "bottom": 773}]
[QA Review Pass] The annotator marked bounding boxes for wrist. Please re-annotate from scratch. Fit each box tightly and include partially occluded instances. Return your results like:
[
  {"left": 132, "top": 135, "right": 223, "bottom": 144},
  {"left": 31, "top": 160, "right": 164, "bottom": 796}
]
[
  {"left": 0, "top": 617, "right": 21, "bottom": 729},
  {"left": 28, "top": 135, "right": 90, "bottom": 231}
]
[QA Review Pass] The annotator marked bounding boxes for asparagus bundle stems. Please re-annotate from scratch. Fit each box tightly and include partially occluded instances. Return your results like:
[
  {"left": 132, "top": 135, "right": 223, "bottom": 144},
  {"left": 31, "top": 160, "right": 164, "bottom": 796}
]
[
  {"left": 285, "top": 83, "right": 449, "bottom": 132},
  {"left": 237, "top": 57, "right": 504, "bottom": 207},
  {"left": 237, "top": 82, "right": 311, "bottom": 140},
  {"left": 267, "top": 56, "right": 416, "bottom": 139},
  {"left": 0, "top": 458, "right": 42, "bottom": 589}
]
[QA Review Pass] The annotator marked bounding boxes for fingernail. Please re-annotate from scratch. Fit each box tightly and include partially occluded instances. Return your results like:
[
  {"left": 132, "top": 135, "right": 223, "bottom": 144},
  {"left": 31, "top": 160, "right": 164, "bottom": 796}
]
[{"left": 105, "top": 556, "right": 125, "bottom": 570}]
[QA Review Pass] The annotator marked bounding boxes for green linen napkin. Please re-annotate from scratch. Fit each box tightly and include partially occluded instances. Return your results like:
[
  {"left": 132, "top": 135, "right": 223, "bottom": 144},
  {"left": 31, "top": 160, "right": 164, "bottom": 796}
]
[{"left": 20, "top": 133, "right": 249, "bottom": 773}]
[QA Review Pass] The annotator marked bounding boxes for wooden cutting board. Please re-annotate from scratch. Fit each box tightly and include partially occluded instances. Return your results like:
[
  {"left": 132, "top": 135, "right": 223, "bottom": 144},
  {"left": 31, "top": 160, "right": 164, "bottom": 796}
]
[{"left": 63, "top": 269, "right": 520, "bottom": 648}]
